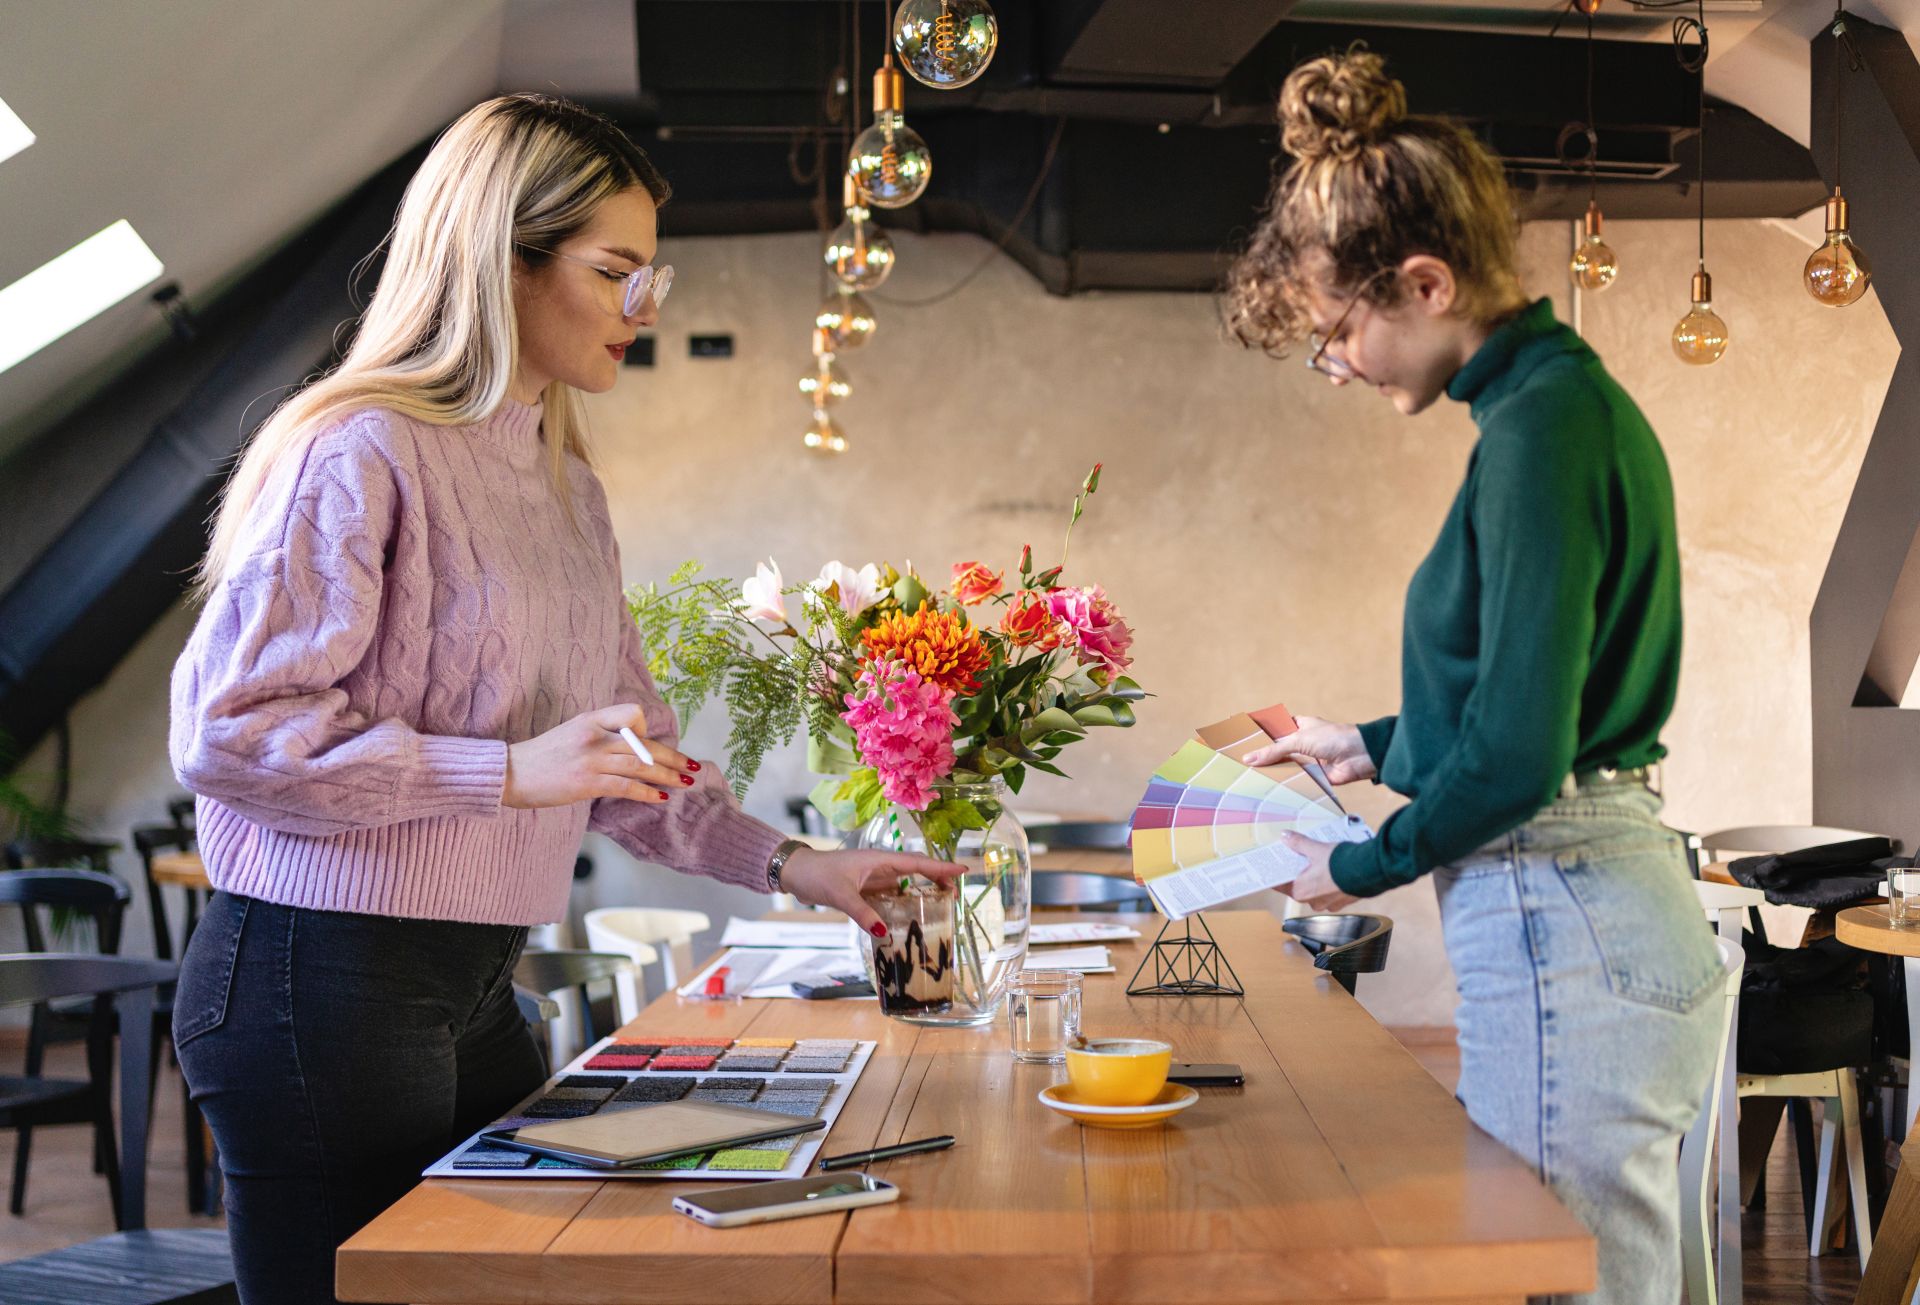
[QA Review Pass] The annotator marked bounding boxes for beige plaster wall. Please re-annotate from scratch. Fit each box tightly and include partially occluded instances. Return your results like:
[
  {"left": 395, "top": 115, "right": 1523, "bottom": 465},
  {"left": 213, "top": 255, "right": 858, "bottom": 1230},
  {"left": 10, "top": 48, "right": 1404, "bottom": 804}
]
[{"left": 18, "top": 216, "right": 1897, "bottom": 1028}]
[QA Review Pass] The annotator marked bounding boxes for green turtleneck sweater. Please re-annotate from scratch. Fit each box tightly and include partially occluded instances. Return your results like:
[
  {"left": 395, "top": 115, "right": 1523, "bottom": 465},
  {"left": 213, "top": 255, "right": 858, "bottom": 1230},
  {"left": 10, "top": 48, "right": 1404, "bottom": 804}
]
[{"left": 1328, "top": 298, "right": 1682, "bottom": 898}]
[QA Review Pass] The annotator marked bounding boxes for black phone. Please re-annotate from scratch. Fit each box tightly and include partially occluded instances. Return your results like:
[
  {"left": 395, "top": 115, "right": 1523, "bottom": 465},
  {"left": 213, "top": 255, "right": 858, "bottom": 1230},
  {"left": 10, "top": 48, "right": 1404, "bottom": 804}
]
[{"left": 1168, "top": 1062, "right": 1244, "bottom": 1087}]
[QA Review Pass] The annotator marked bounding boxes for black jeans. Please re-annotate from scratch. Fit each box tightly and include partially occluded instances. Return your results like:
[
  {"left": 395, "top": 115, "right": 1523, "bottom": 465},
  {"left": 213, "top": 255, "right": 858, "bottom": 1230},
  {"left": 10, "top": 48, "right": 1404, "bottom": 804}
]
[{"left": 174, "top": 891, "right": 545, "bottom": 1305}]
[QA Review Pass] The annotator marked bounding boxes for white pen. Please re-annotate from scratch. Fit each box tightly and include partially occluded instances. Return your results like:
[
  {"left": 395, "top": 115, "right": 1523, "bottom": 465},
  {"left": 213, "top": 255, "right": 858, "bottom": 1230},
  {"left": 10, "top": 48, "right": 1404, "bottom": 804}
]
[{"left": 618, "top": 726, "right": 655, "bottom": 767}]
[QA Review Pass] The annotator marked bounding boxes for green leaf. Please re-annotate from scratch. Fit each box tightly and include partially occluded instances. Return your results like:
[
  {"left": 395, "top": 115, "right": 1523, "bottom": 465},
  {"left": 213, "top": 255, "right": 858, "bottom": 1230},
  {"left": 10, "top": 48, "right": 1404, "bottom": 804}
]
[
  {"left": 1023, "top": 707, "right": 1080, "bottom": 738},
  {"left": 833, "top": 768, "right": 887, "bottom": 828},
  {"left": 1025, "top": 758, "right": 1069, "bottom": 778},
  {"left": 1106, "top": 676, "right": 1148, "bottom": 702},
  {"left": 1071, "top": 702, "right": 1126, "bottom": 728},
  {"left": 1004, "top": 763, "right": 1027, "bottom": 794},
  {"left": 806, "top": 731, "right": 860, "bottom": 775},
  {"left": 1042, "top": 730, "right": 1085, "bottom": 747}
]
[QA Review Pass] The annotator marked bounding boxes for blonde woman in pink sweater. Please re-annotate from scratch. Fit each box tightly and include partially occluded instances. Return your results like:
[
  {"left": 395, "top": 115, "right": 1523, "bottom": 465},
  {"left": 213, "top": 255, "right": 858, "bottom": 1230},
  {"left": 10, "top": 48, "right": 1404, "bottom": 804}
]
[{"left": 168, "top": 95, "right": 945, "bottom": 1305}]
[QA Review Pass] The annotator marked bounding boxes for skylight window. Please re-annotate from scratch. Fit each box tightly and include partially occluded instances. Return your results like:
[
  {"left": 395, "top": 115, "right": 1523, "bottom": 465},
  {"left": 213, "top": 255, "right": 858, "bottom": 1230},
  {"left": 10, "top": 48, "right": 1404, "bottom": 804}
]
[
  {"left": 0, "top": 96, "right": 31, "bottom": 166},
  {"left": 0, "top": 220, "right": 164, "bottom": 374}
]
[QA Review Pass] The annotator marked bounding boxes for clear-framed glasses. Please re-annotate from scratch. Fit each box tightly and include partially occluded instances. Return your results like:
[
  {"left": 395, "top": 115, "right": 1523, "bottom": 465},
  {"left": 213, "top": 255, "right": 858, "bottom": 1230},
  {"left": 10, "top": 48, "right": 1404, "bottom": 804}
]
[
  {"left": 520, "top": 244, "right": 674, "bottom": 316},
  {"left": 1304, "top": 269, "right": 1392, "bottom": 379}
]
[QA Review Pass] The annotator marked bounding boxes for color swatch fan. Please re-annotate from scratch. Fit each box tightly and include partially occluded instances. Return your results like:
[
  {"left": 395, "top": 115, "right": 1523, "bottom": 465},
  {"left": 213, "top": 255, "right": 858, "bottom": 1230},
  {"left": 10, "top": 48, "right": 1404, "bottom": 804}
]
[{"left": 1131, "top": 740, "right": 1372, "bottom": 919}]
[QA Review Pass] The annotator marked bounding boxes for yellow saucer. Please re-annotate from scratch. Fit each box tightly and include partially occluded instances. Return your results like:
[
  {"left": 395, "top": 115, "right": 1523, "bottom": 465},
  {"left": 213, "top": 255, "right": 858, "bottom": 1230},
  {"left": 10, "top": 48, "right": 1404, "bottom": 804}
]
[{"left": 1037, "top": 1082, "right": 1200, "bottom": 1129}]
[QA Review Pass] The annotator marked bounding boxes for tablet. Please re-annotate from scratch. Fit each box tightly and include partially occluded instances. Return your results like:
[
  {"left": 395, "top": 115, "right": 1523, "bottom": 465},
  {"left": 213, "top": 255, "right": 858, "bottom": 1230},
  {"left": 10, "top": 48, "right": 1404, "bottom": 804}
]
[{"left": 481, "top": 1100, "right": 827, "bottom": 1169}]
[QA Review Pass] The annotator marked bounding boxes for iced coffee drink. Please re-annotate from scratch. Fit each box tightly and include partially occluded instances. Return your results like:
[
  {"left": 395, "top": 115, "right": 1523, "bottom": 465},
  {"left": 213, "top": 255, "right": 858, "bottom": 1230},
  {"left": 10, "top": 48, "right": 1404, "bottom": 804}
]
[{"left": 866, "top": 878, "right": 957, "bottom": 1016}]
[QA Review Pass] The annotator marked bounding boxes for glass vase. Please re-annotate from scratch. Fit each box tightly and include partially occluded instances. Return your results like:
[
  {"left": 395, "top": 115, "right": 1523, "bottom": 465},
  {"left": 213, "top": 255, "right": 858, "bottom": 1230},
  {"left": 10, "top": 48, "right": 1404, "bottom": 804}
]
[{"left": 855, "top": 776, "right": 1031, "bottom": 1026}]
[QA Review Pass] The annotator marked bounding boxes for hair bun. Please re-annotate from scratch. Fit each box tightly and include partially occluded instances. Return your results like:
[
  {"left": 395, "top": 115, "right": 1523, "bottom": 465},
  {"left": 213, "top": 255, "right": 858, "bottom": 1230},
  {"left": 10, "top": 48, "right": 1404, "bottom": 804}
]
[{"left": 1278, "top": 47, "right": 1407, "bottom": 163}]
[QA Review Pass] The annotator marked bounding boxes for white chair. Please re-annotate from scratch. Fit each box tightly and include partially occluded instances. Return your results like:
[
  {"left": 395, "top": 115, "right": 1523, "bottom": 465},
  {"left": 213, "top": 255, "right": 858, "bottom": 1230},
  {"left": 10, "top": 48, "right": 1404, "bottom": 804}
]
[
  {"left": 1681, "top": 935, "right": 1746, "bottom": 1305},
  {"left": 1692, "top": 832, "right": 1886, "bottom": 1274},
  {"left": 583, "top": 908, "right": 708, "bottom": 1022}
]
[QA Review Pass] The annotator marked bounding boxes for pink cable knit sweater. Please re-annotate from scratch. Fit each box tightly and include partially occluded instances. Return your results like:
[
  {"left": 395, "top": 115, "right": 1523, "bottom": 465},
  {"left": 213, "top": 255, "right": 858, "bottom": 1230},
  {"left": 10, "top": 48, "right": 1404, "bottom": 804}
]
[{"left": 168, "top": 400, "right": 785, "bottom": 926}]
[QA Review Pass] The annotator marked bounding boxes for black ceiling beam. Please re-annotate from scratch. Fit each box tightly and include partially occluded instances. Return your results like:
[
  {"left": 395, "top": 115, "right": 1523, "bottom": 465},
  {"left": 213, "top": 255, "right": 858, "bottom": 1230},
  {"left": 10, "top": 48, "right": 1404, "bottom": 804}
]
[
  {"left": 0, "top": 153, "right": 417, "bottom": 759},
  {"left": 1044, "top": 0, "right": 1302, "bottom": 87}
]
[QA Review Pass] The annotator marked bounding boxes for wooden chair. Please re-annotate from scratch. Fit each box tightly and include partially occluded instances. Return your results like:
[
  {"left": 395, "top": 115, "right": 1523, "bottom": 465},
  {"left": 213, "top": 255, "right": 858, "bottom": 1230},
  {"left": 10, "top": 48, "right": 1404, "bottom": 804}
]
[
  {"left": 1281, "top": 913, "right": 1393, "bottom": 995},
  {"left": 1680, "top": 935, "right": 1747, "bottom": 1305},
  {"left": 1031, "top": 870, "right": 1151, "bottom": 913},
  {"left": 0, "top": 953, "right": 236, "bottom": 1304},
  {"left": 0, "top": 867, "right": 131, "bottom": 1218}
]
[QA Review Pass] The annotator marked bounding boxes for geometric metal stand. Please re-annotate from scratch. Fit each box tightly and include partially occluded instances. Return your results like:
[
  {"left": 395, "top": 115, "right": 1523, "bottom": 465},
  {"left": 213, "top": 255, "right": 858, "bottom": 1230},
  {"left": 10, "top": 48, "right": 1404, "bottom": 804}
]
[{"left": 1126, "top": 912, "right": 1244, "bottom": 997}]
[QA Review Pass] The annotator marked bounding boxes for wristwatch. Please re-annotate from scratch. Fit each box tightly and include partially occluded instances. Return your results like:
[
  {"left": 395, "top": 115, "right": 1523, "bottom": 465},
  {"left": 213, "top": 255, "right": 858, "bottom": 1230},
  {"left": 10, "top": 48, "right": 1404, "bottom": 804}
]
[{"left": 766, "top": 837, "right": 806, "bottom": 894}]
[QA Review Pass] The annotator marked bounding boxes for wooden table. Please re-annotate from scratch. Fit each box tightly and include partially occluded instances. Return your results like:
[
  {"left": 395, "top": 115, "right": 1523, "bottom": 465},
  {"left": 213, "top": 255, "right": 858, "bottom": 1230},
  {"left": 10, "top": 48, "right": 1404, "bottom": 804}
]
[
  {"left": 149, "top": 849, "right": 211, "bottom": 891},
  {"left": 336, "top": 909, "right": 1593, "bottom": 1304},
  {"left": 1835, "top": 906, "right": 1920, "bottom": 1303}
]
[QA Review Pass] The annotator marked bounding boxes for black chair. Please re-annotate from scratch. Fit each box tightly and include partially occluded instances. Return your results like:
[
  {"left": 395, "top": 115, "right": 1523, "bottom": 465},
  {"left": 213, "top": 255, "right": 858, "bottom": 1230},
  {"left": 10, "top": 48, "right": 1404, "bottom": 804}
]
[
  {"left": 513, "top": 950, "right": 640, "bottom": 1069},
  {"left": 1026, "top": 820, "right": 1132, "bottom": 852},
  {"left": 1031, "top": 869, "right": 1152, "bottom": 912},
  {"left": 1282, "top": 913, "right": 1394, "bottom": 995},
  {"left": 4, "top": 836, "right": 118, "bottom": 874},
  {"left": 165, "top": 796, "right": 196, "bottom": 840},
  {"left": 0, "top": 868, "right": 133, "bottom": 1216},
  {"left": 0, "top": 953, "right": 236, "bottom": 1305},
  {"left": 132, "top": 823, "right": 219, "bottom": 1214}
]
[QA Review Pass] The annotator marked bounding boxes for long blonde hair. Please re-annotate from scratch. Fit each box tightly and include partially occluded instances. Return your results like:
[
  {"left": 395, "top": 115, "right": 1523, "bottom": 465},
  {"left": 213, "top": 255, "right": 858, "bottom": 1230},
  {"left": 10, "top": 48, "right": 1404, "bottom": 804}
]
[
  {"left": 1225, "top": 46, "right": 1521, "bottom": 355},
  {"left": 195, "top": 93, "right": 670, "bottom": 598}
]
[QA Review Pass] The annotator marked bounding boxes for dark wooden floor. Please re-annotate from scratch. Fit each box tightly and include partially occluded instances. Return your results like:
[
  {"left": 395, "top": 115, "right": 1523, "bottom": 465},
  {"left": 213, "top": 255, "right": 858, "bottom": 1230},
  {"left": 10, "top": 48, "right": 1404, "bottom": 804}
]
[{"left": 0, "top": 1032, "right": 1882, "bottom": 1304}]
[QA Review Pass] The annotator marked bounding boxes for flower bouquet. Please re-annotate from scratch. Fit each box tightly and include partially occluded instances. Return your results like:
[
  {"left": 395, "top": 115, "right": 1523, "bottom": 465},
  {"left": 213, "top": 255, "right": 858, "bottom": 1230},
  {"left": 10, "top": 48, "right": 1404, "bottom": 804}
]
[{"left": 628, "top": 464, "right": 1146, "bottom": 1023}]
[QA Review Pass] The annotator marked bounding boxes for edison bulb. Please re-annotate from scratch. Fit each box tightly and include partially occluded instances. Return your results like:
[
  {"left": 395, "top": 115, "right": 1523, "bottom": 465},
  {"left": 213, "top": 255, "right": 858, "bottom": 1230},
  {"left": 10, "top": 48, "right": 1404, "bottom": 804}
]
[
  {"left": 1569, "top": 201, "right": 1618, "bottom": 292},
  {"left": 799, "top": 357, "right": 851, "bottom": 407},
  {"left": 803, "top": 411, "right": 848, "bottom": 456},
  {"left": 1804, "top": 189, "right": 1872, "bottom": 307},
  {"left": 850, "top": 66, "right": 932, "bottom": 208},
  {"left": 1672, "top": 270, "right": 1728, "bottom": 366},
  {"left": 825, "top": 178, "right": 895, "bottom": 290},
  {"left": 815, "top": 291, "right": 876, "bottom": 350},
  {"left": 893, "top": 0, "right": 998, "bottom": 89}
]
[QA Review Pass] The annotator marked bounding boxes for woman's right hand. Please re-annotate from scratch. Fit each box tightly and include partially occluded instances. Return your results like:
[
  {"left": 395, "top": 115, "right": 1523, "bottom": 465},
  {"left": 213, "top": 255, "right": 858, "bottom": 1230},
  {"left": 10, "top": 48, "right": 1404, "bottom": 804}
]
[
  {"left": 1241, "top": 715, "right": 1376, "bottom": 785},
  {"left": 502, "top": 704, "right": 697, "bottom": 809}
]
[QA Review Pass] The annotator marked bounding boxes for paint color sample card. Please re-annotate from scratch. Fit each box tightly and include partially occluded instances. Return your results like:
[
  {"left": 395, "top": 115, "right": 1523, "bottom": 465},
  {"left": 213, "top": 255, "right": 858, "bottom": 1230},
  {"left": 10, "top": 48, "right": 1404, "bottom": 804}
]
[
  {"left": 422, "top": 1035, "right": 876, "bottom": 1182},
  {"left": 1131, "top": 740, "right": 1372, "bottom": 919}
]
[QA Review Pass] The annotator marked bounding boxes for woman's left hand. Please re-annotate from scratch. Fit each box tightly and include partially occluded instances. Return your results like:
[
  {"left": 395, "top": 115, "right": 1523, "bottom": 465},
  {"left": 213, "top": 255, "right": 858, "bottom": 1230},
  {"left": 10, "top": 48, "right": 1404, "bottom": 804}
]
[
  {"left": 1276, "top": 832, "right": 1359, "bottom": 912},
  {"left": 777, "top": 847, "right": 963, "bottom": 939}
]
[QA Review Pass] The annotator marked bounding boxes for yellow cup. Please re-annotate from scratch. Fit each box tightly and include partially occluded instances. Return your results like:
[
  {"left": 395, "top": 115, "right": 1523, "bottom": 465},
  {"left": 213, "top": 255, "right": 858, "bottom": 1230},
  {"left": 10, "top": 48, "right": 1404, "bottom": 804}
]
[{"left": 1064, "top": 1038, "right": 1173, "bottom": 1106}]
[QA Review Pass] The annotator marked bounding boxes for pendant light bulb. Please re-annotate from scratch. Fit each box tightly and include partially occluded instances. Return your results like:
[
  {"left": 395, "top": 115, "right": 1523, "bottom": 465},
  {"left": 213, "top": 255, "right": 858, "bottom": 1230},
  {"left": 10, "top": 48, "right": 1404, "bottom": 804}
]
[
  {"left": 1672, "top": 269, "right": 1729, "bottom": 366},
  {"left": 799, "top": 354, "right": 852, "bottom": 407},
  {"left": 816, "top": 290, "right": 876, "bottom": 351},
  {"left": 893, "top": 0, "right": 998, "bottom": 88},
  {"left": 849, "top": 65, "right": 932, "bottom": 209},
  {"left": 825, "top": 176, "right": 895, "bottom": 291},
  {"left": 1569, "top": 201, "right": 1620, "bottom": 292},
  {"left": 1804, "top": 188, "right": 1872, "bottom": 307},
  {"left": 803, "top": 409, "right": 849, "bottom": 456}
]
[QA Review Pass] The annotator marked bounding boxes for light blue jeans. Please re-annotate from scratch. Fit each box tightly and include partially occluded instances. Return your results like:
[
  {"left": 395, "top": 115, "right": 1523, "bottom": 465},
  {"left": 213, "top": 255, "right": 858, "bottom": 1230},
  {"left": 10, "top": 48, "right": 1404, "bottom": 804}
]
[{"left": 1433, "top": 784, "right": 1723, "bottom": 1305}]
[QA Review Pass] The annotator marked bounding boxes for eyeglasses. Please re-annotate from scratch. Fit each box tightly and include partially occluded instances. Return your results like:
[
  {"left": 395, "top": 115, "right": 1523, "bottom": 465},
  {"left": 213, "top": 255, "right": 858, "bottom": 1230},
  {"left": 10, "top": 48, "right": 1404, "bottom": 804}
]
[
  {"left": 520, "top": 245, "right": 674, "bottom": 316},
  {"left": 1304, "top": 270, "right": 1392, "bottom": 380}
]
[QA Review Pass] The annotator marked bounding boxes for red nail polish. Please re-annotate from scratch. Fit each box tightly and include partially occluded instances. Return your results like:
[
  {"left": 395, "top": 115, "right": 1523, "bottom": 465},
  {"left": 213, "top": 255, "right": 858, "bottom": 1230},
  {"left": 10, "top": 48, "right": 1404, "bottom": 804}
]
[
  {"left": 870, "top": 923, "right": 889, "bottom": 939},
  {"left": 657, "top": 791, "right": 671, "bottom": 801},
  {"left": 681, "top": 774, "right": 694, "bottom": 786},
  {"left": 687, "top": 760, "right": 702, "bottom": 772}
]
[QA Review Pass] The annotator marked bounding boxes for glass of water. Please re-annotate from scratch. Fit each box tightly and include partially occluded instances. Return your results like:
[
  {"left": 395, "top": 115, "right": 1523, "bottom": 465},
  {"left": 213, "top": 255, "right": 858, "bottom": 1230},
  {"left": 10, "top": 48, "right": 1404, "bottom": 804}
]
[
  {"left": 1006, "top": 969, "right": 1083, "bottom": 1063},
  {"left": 1890, "top": 868, "right": 1920, "bottom": 929}
]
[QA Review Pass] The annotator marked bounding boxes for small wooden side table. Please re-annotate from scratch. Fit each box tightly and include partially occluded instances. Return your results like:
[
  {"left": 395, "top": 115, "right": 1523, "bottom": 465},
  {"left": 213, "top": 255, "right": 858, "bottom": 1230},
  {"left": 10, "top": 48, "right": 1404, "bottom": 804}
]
[{"left": 1836, "top": 905, "right": 1920, "bottom": 1304}]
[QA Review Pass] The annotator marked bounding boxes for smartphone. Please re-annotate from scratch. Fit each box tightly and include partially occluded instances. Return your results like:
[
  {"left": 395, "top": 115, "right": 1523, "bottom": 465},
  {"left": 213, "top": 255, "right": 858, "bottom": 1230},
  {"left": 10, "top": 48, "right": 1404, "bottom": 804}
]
[
  {"left": 673, "top": 1172, "right": 900, "bottom": 1228},
  {"left": 1169, "top": 1062, "right": 1244, "bottom": 1087}
]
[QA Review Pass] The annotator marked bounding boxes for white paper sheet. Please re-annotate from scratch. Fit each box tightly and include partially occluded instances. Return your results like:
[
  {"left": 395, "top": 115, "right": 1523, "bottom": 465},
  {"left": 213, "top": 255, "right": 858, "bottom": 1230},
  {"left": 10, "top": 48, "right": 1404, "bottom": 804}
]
[
  {"left": 1029, "top": 922, "right": 1141, "bottom": 944},
  {"left": 1022, "top": 944, "right": 1112, "bottom": 973},
  {"left": 717, "top": 917, "right": 853, "bottom": 949},
  {"left": 1144, "top": 815, "right": 1373, "bottom": 919},
  {"left": 678, "top": 947, "right": 869, "bottom": 999}
]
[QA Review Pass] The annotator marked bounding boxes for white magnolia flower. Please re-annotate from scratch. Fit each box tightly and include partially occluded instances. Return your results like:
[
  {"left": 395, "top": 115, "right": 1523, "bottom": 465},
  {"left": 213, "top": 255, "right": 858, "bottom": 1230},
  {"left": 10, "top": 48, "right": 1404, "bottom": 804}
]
[
  {"left": 737, "top": 559, "right": 788, "bottom": 624},
  {"left": 813, "top": 560, "right": 884, "bottom": 618}
]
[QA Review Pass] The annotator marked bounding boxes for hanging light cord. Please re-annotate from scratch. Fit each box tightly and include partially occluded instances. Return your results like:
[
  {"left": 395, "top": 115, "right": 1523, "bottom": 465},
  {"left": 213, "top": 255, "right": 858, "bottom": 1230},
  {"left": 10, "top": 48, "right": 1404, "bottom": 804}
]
[
  {"left": 1832, "top": 9, "right": 1862, "bottom": 189},
  {"left": 1585, "top": 6, "right": 1597, "bottom": 204},
  {"left": 873, "top": 117, "right": 1069, "bottom": 308}
]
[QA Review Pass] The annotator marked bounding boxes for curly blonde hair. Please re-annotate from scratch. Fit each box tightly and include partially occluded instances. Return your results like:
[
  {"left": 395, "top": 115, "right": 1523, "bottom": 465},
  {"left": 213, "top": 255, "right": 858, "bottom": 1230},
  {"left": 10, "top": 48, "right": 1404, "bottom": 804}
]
[{"left": 1225, "top": 46, "right": 1522, "bottom": 356}]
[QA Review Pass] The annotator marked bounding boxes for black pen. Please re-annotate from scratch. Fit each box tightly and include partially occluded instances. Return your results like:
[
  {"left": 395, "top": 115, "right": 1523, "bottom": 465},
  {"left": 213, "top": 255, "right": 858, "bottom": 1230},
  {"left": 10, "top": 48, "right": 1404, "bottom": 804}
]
[{"left": 817, "top": 1135, "right": 955, "bottom": 1171}]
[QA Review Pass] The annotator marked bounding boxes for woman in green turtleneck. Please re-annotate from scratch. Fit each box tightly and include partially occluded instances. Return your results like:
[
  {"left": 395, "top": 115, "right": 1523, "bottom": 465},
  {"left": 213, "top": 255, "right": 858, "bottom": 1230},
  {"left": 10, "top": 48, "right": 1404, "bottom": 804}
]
[{"left": 1224, "top": 48, "right": 1722, "bottom": 1305}]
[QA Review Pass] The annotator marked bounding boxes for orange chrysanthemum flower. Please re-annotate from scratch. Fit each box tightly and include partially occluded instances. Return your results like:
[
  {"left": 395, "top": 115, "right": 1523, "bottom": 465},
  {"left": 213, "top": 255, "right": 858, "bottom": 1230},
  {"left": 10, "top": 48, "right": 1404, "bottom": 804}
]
[{"left": 860, "top": 603, "right": 990, "bottom": 695}]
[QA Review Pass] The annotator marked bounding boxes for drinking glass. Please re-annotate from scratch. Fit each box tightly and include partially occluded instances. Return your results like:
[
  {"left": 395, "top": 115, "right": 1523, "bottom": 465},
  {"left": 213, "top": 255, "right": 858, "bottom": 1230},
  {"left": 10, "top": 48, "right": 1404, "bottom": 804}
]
[
  {"left": 1889, "top": 868, "right": 1920, "bottom": 929},
  {"left": 1005, "top": 969, "right": 1082, "bottom": 1063}
]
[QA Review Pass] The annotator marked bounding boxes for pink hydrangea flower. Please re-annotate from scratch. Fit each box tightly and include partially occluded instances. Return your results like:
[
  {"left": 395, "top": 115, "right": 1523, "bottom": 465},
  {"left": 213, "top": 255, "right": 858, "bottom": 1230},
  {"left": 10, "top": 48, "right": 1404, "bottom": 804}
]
[
  {"left": 1046, "top": 585, "right": 1134, "bottom": 674},
  {"left": 841, "top": 660, "right": 958, "bottom": 811}
]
